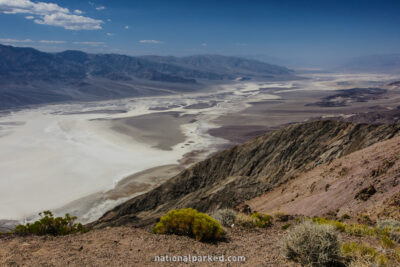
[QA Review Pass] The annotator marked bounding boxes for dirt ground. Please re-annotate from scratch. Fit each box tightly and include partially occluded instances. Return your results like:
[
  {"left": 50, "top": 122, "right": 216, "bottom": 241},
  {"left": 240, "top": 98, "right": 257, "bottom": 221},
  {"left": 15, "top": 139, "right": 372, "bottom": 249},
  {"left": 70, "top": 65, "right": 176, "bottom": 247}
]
[{"left": 0, "top": 224, "right": 299, "bottom": 267}]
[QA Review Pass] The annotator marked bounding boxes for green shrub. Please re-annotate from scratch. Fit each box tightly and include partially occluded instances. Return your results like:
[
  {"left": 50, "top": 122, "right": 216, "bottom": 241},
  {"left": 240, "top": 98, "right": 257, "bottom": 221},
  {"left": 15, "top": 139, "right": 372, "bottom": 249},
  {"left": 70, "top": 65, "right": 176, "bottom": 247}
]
[
  {"left": 313, "top": 217, "right": 375, "bottom": 237},
  {"left": 313, "top": 217, "right": 346, "bottom": 232},
  {"left": 13, "top": 211, "right": 87, "bottom": 236},
  {"left": 280, "top": 221, "right": 341, "bottom": 266},
  {"left": 380, "top": 235, "right": 396, "bottom": 249},
  {"left": 341, "top": 242, "right": 388, "bottom": 267},
  {"left": 281, "top": 223, "right": 292, "bottom": 230},
  {"left": 345, "top": 223, "right": 375, "bottom": 237},
  {"left": 357, "top": 213, "right": 373, "bottom": 226},
  {"left": 394, "top": 247, "right": 400, "bottom": 263},
  {"left": 273, "top": 212, "right": 290, "bottom": 222},
  {"left": 152, "top": 208, "right": 225, "bottom": 242},
  {"left": 341, "top": 214, "right": 351, "bottom": 220},
  {"left": 251, "top": 212, "right": 272, "bottom": 228},
  {"left": 377, "top": 219, "right": 400, "bottom": 230},
  {"left": 235, "top": 213, "right": 258, "bottom": 228},
  {"left": 211, "top": 209, "right": 237, "bottom": 227}
]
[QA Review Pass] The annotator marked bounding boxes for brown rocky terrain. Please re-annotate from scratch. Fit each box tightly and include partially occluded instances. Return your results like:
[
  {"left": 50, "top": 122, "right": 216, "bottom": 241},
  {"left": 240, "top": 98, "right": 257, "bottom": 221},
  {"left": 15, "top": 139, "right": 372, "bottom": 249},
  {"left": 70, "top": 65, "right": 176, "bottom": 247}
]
[
  {"left": 94, "top": 120, "right": 400, "bottom": 228},
  {"left": 0, "top": 224, "right": 299, "bottom": 267},
  {"left": 245, "top": 136, "right": 400, "bottom": 220},
  {"left": 1, "top": 219, "right": 390, "bottom": 267}
]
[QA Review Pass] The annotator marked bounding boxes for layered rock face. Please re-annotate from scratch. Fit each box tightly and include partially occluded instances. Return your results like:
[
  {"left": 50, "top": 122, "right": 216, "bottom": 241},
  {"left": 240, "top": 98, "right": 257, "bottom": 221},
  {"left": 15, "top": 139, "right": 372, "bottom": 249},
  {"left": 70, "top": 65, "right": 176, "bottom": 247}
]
[{"left": 94, "top": 120, "right": 400, "bottom": 227}]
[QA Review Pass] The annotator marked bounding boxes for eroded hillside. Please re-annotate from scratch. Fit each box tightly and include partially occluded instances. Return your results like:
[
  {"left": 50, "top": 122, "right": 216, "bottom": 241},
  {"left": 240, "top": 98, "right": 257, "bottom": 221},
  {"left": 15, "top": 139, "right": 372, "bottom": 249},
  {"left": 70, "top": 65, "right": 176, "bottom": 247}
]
[
  {"left": 94, "top": 120, "right": 400, "bottom": 228},
  {"left": 245, "top": 135, "right": 400, "bottom": 220}
]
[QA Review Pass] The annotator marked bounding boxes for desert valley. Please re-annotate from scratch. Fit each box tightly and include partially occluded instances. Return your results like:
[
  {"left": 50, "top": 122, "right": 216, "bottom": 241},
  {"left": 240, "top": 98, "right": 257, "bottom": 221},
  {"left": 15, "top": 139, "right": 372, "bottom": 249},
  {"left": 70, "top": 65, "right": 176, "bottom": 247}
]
[
  {"left": 1, "top": 71, "right": 399, "bottom": 226},
  {"left": 1, "top": 1, "right": 400, "bottom": 266}
]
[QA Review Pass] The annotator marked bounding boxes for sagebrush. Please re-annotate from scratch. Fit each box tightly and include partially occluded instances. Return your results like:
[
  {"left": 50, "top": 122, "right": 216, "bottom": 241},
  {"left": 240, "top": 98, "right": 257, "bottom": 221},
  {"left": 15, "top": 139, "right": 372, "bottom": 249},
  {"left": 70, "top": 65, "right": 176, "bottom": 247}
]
[
  {"left": 341, "top": 242, "right": 388, "bottom": 267},
  {"left": 211, "top": 209, "right": 237, "bottom": 227},
  {"left": 280, "top": 221, "right": 341, "bottom": 266}
]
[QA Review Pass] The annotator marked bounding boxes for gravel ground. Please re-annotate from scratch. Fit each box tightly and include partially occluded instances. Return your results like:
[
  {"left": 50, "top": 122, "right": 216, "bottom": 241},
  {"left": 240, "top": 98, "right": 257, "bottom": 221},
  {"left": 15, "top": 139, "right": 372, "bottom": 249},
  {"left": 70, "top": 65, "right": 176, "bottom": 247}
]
[{"left": 0, "top": 224, "right": 299, "bottom": 267}]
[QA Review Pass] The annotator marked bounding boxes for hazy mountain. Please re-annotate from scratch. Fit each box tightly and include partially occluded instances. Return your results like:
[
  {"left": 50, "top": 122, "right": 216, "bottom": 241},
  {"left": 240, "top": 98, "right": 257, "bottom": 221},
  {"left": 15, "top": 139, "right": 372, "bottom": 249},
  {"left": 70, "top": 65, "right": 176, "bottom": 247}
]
[
  {"left": 336, "top": 54, "right": 400, "bottom": 73},
  {"left": 139, "top": 54, "right": 293, "bottom": 78},
  {"left": 0, "top": 45, "right": 296, "bottom": 109}
]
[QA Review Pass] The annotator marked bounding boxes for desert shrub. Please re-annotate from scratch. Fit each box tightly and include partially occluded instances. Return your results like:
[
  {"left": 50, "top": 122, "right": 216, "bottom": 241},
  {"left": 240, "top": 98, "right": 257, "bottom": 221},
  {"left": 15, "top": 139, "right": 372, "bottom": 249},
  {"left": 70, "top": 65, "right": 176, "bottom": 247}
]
[
  {"left": 313, "top": 217, "right": 346, "bottom": 232},
  {"left": 377, "top": 219, "right": 400, "bottom": 230},
  {"left": 380, "top": 235, "right": 396, "bottom": 249},
  {"left": 341, "top": 214, "right": 351, "bottom": 220},
  {"left": 280, "top": 221, "right": 341, "bottom": 266},
  {"left": 357, "top": 213, "right": 373, "bottom": 226},
  {"left": 235, "top": 213, "right": 258, "bottom": 228},
  {"left": 388, "top": 228, "right": 400, "bottom": 243},
  {"left": 273, "top": 212, "right": 290, "bottom": 222},
  {"left": 13, "top": 211, "right": 87, "bottom": 236},
  {"left": 345, "top": 223, "right": 375, "bottom": 237},
  {"left": 152, "top": 208, "right": 225, "bottom": 242},
  {"left": 375, "top": 221, "right": 400, "bottom": 243},
  {"left": 251, "top": 212, "right": 273, "bottom": 228},
  {"left": 281, "top": 223, "right": 292, "bottom": 230},
  {"left": 211, "top": 209, "right": 237, "bottom": 227},
  {"left": 394, "top": 247, "right": 400, "bottom": 263},
  {"left": 313, "top": 217, "right": 376, "bottom": 237},
  {"left": 348, "top": 257, "right": 388, "bottom": 267},
  {"left": 192, "top": 214, "right": 225, "bottom": 241},
  {"left": 341, "top": 242, "right": 388, "bottom": 267}
]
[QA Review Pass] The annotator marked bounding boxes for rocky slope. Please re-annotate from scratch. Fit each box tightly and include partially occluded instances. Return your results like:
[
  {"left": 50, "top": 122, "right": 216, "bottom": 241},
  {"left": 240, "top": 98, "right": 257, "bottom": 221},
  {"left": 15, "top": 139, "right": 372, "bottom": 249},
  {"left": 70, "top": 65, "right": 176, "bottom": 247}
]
[
  {"left": 245, "top": 135, "right": 400, "bottom": 220},
  {"left": 94, "top": 120, "right": 400, "bottom": 228}
]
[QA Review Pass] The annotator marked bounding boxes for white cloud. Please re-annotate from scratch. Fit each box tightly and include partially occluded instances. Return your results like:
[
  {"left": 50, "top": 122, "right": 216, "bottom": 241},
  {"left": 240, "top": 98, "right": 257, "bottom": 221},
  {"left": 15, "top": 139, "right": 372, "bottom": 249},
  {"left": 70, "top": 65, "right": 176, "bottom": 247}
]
[
  {"left": 25, "top": 15, "right": 34, "bottom": 19},
  {"left": 139, "top": 40, "right": 163, "bottom": 44},
  {"left": 39, "top": 40, "right": 66, "bottom": 44},
  {"left": 0, "top": 0, "right": 103, "bottom": 30},
  {"left": 124, "top": 25, "right": 130, "bottom": 29},
  {"left": 0, "top": 38, "right": 33, "bottom": 43},
  {"left": 74, "top": 9, "right": 83, "bottom": 15},
  {"left": 95, "top": 6, "right": 105, "bottom": 11},
  {"left": 73, "top": 41, "right": 104, "bottom": 46},
  {"left": 0, "top": 0, "right": 68, "bottom": 15},
  {"left": 201, "top": 43, "right": 207, "bottom": 46},
  {"left": 107, "top": 18, "right": 111, "bottom": 22},
  {"left": 106, "top": 33, "right": 114, "bottom": 36},
  {"left": 34, "top": 13, "right": 102, "bottom": 30}
]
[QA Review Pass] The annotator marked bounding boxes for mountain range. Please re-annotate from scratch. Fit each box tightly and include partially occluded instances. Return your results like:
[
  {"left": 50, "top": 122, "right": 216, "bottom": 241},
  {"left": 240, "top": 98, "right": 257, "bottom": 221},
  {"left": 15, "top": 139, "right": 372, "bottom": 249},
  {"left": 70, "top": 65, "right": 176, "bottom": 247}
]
[
  {"left": 0, "top": 44, "right": 295, "bottom": 109},
  {"left": 336, "top": 53, "right": 400, "bottom": 73}
]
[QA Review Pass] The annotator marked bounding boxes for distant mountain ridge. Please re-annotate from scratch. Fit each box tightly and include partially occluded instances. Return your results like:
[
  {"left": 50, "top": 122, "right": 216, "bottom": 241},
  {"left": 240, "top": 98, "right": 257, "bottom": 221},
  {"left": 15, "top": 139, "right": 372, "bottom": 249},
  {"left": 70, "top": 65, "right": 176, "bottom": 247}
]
[
  {"left": 336, "top": 53, "right": 400, "bottom": 73},
  {"left": 139, "top": 54, "right": 292, "bottom": 77},
  {"left": 0, "top": 44, "right": 296, "bottom": 109}
]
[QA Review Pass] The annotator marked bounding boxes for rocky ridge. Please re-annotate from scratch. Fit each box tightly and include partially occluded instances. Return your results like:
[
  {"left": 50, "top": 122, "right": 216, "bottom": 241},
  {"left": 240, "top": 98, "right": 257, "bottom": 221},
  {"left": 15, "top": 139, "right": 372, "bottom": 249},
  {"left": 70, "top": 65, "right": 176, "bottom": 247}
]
[{"left": 94, "top": 120, "right": 400, "bottom": 228}]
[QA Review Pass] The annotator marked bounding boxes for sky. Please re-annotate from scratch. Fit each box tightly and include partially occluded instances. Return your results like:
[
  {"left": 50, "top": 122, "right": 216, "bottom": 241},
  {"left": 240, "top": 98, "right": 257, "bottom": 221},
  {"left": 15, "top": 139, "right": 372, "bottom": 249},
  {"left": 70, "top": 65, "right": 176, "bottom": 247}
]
[{"left": 0, "top": 0, "right": 399, "bottom": 67}]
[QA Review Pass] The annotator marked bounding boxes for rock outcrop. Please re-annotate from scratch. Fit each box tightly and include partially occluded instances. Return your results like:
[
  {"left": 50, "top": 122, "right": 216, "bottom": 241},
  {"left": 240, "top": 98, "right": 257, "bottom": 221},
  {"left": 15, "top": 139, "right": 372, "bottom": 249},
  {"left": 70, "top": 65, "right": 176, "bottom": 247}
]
[{"left": 94, "top": 120, "right": 400, "bottom": 227}]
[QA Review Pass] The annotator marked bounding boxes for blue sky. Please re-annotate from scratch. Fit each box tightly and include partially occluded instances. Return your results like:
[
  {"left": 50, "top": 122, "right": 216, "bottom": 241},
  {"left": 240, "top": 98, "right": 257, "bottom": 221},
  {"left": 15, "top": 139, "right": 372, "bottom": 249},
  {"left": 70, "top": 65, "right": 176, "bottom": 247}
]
[{"left": 0, "top": 0, "right": 399, "bottom": 67}]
